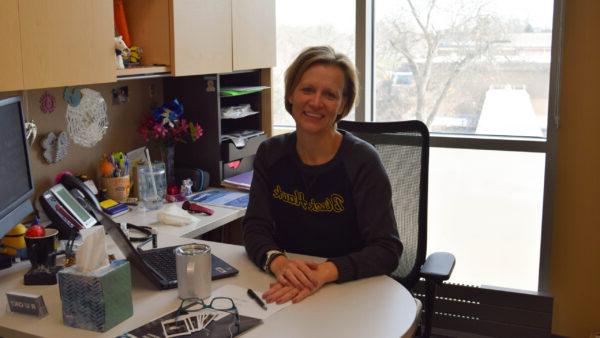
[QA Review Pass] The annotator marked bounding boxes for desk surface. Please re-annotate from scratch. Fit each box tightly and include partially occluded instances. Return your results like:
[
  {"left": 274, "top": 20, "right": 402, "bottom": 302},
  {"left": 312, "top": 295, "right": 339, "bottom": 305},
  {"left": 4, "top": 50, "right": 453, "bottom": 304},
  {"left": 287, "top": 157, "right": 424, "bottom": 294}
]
[
  {"left": 114, "top": 201, "right": 245, "bottom": 239},
  {"left": 0, "top": 233, "right": 418, "bottom": 338}
]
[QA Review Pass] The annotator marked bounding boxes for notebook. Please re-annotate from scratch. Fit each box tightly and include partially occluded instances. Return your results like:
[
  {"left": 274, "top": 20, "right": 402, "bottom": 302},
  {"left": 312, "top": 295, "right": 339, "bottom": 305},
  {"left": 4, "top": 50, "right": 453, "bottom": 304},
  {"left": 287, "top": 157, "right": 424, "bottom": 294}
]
[
  {"left": 101, "top": 217, "right": 238, "bottom": 290},
  {"left": 221, "top": 170, "right": 253, "bottom": 191}
]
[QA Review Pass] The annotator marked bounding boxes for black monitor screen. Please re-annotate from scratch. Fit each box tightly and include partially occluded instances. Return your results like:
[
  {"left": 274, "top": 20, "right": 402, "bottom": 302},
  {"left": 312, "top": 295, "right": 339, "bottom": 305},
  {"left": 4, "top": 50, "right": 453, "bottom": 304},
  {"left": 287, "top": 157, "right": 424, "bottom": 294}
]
[{"left": 0, "top": 97, "right": 33, "bottom": 224}]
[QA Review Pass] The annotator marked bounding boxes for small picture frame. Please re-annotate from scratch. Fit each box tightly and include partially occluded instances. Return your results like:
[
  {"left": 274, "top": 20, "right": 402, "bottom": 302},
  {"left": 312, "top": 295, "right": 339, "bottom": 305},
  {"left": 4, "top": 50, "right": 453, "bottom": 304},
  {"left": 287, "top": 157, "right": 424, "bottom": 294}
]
[{"left": 112, "top": 86, "right": 129, "bottom": 105}]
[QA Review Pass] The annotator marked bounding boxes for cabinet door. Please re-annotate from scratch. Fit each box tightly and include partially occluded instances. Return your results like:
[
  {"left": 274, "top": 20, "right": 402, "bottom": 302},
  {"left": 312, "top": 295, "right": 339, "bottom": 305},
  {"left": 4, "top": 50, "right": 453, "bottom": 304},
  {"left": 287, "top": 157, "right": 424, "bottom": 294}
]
[
  {"left": 232, "top": 0, "right": 276, "bottom": 71},
  {"left": 125, "top": 0, "right": 171, "bottom": 69},
  {"left": 19, "top": 0, "right": 115, "bottom": 89},
  {"left": 171, "top": 0, "right": 232, "bottom": 76},
  {"left": 0, "top": 0, "right": 24, "bottom": 91}
]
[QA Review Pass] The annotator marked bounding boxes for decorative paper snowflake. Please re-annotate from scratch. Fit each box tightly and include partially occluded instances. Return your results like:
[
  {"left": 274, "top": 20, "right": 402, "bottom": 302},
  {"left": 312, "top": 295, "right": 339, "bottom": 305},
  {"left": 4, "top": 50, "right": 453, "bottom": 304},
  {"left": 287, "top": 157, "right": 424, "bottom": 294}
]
[{"left": 39, "top": 91, "right": 56, "bottom": 113}]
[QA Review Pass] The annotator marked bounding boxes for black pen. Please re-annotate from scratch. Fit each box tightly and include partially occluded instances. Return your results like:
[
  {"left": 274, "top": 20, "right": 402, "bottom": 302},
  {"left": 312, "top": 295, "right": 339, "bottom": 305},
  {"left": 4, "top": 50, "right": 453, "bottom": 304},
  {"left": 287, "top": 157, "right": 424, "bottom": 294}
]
[{"left": 247, "top": 288, "right": 267, "bottom": 310}]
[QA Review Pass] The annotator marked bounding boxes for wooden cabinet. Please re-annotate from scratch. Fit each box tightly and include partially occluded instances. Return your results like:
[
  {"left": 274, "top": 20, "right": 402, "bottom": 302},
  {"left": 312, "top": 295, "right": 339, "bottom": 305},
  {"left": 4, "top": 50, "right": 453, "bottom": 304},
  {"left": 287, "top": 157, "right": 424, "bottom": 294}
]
[
  {"left": 19, "top": 0, "right": 115, "bottom": 89},
  {"left": 165, "top": 69, "right": 271, "bottom": 186},
  {"left": 0, "top": 0, "right": 114, "bottom": 91},
  {"left": 0, "top": 0, "right": 23, "bottom": 92},
  {"left": 122, "top": 0, "right": 275, "bottom": 78},
  {"left": 171, "top": 0, "right": 232, "bottom": 76},
  {"left": 232, "top": 0, "right": 276, "bottom": 71},
  {"left": 0, "top": 0, "right": 275, "bottom": 90}
]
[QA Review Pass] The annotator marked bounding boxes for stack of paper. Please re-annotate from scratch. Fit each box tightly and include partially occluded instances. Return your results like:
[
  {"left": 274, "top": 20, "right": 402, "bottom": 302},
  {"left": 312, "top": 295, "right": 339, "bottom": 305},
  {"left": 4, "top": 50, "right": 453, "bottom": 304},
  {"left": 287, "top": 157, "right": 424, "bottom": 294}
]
[
  {"left": 221, "top": 171, "right": 253, "bottom": 191},
  {"left": 220, "top": 86, "right": 269, "bottom": 97}
]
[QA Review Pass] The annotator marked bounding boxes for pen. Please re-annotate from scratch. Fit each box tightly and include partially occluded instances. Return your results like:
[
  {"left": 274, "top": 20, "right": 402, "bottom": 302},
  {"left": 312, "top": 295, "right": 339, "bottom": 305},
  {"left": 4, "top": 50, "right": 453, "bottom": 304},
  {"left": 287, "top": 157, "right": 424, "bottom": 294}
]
[{"left": 247, "top": 288, "right": 267, "bottom": 310}]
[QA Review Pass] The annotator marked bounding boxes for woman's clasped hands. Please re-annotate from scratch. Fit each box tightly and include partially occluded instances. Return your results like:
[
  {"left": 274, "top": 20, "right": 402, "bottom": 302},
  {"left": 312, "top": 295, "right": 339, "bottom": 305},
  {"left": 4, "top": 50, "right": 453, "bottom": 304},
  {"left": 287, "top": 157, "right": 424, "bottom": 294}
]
[{"left": 262, "top": 256, "right": 339, "bottom": 304}]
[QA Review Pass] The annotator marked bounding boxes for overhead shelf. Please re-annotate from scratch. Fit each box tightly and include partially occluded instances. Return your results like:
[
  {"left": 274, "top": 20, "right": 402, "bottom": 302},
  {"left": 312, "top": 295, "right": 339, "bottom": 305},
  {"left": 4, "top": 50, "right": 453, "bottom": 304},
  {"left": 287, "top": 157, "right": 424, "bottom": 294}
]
[{"left": 116, "top": 65, "right": 170, "bottom": 80}]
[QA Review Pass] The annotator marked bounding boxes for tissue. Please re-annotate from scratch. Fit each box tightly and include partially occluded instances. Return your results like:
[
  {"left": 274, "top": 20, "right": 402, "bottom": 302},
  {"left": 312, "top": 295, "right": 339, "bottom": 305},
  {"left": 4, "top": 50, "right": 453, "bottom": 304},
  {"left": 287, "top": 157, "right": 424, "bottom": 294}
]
[
  {"left": 157, "top": 204, "right": 199, "bottom": 226},
  {"left": 75, "top": 227, "right": 109, "bottom": 273}
]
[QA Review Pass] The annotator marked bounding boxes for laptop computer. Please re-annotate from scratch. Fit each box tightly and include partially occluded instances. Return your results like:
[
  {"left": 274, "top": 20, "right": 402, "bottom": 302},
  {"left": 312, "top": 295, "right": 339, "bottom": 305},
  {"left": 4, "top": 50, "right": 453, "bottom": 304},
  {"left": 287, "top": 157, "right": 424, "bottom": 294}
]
[{"left": 102, "top": 217, "right": 238, "bottom": 290}]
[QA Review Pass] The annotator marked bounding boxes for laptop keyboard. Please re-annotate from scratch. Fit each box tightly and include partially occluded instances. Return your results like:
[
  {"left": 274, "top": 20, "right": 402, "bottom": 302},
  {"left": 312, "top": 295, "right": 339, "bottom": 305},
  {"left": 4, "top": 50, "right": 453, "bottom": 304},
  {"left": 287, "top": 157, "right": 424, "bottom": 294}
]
[
  {"left": 139, "top": 245, "right": 239, "bottom": 284},
  {"left": 140, "top": 247, "right": 178, "bottom": 281}
]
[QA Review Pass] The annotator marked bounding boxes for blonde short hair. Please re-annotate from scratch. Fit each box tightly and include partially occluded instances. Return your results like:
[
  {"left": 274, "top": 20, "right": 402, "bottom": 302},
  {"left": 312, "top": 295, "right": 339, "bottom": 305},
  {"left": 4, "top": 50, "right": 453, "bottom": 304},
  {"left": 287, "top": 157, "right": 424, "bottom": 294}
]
[{"left": 284, "top": 46, "right": 359, "bottom": 121}]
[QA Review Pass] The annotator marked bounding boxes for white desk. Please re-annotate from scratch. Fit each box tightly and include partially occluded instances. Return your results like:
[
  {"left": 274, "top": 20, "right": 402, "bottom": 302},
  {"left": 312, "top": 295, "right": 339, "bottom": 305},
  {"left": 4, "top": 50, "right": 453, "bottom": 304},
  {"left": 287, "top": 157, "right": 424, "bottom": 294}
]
[
  {"left": 0, "top": 234, "right": 418, "bottom": 338},
  {"left": 114, "top": 201, "right": 245, "bottom": 239}
]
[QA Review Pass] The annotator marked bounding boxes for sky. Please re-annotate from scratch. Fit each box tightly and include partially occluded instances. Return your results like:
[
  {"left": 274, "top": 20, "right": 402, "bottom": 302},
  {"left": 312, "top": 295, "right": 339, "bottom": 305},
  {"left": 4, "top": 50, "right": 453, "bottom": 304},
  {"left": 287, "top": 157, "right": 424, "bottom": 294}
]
[{"left": 277, "top": 0, "right": 554, "bottom": 31}]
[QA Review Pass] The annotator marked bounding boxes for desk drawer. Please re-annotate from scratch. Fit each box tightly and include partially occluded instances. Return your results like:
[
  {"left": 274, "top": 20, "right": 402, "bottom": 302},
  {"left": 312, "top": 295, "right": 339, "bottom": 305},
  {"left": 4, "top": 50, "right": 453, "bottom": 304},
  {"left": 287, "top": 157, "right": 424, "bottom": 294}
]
[
  {"left": 222, "top": 155, "right": 255, "bottom": 179},
  {"left": 221, "top": 133, "right": 267, "bottom": 162}
]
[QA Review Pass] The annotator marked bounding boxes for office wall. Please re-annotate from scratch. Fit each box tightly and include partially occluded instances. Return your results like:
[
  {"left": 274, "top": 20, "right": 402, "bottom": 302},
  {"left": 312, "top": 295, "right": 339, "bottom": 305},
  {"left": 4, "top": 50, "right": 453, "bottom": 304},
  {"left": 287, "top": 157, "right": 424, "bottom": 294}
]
[
  {"left": 0, "top": 79, "right": 163, "bottom": 202},
  {"left": 550, "top": 0, "right": 600, "bottom": 337}
]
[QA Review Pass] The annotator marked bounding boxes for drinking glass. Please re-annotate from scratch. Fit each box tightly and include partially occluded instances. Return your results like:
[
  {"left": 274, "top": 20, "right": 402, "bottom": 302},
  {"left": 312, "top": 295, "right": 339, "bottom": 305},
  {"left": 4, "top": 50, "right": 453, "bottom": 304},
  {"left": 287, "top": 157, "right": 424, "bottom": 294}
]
[{"left": 137, "top": 161, "right": 166, "bottom": 210}]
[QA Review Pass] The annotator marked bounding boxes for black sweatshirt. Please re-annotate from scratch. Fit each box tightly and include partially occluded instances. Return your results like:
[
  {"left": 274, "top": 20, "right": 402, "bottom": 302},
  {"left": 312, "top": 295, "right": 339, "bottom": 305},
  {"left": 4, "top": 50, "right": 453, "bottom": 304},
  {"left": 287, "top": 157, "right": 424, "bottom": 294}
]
[{"left": 243, "top": 130, "right": 403, "bottom": 283}]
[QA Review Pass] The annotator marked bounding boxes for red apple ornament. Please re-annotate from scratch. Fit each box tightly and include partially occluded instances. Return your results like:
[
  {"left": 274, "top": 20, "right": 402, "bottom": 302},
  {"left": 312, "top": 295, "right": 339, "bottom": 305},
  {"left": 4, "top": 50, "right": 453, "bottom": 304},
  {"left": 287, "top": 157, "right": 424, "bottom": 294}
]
[
  {"left": 25, "top": 225, "right": 45, "bottom": 237},
  {"left": 167, "top": 184, "right": 180, "bottom": 196}
]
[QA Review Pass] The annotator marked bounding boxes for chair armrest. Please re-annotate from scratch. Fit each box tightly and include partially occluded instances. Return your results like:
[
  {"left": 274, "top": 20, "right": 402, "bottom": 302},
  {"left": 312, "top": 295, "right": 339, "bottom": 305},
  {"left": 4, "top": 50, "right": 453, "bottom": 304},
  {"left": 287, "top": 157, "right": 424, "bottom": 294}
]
[{"left": 420, "top": 252, "right": 455, "bottom": 283}]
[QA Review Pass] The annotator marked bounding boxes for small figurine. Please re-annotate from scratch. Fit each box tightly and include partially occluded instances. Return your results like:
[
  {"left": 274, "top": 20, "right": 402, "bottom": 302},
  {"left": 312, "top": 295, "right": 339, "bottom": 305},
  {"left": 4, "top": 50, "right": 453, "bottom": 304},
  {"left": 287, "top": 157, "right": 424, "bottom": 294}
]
[
  {"left": 125, "top": 46, "right": 143, "bottom": 66},
  {"left": 114, "top": 36, "right": 130, "bottom": 70},
  {"left": 0, "top": 223, "right": 28, "bottom": 259},
  {"left": 181, "top": 179, "right": 193, "bottom": 197}
]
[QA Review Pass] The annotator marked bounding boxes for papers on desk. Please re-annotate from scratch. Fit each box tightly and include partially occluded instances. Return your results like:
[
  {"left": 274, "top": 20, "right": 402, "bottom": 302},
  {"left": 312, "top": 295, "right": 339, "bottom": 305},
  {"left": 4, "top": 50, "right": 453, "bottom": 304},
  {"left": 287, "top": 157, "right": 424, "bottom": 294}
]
[
  {"left": 210, "top": 284, "right": 291, "bottom": 320},
  {"left": 221, "top": 171, "right": 252, "bottom": 191},
  {"left": 189, "top": 189, "right": 249, "bottom": 209},
  {"left": 122, "top": 293, "right": 262, "bottom": 337},
  {"left": 121, "top": 284, "right": 287, "bottom": 337}
]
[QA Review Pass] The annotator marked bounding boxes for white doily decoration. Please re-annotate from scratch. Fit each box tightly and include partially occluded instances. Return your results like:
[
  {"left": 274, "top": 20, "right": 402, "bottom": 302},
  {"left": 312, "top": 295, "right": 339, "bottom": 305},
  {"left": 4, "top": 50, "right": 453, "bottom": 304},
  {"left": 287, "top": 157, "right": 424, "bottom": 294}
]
[{"left": 66, "top": 88, "right": 108, "bottom": 147}]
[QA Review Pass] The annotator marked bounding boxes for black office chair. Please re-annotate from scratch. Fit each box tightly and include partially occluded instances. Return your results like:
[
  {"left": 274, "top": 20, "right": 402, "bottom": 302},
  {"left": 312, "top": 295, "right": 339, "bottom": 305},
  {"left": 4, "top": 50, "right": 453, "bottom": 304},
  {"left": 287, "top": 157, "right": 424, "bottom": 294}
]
[{"left": 338, "top": 120, "right": 455, "bottom": 338}]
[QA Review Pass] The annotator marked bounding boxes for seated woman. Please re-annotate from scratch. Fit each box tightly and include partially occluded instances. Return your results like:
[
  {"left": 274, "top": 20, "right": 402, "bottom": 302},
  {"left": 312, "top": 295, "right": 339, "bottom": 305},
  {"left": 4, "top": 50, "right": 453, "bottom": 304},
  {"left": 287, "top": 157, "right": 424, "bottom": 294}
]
[{"left": 243, "top": 46, "right": 403, "bottom": 304}]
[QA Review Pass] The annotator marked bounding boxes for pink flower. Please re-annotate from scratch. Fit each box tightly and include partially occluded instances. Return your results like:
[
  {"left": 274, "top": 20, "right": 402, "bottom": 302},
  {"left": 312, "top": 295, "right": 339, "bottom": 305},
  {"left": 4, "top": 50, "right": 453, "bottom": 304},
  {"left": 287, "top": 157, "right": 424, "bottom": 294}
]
[{"left": 138, "top": 108, "right": 203, "bottom": 146}]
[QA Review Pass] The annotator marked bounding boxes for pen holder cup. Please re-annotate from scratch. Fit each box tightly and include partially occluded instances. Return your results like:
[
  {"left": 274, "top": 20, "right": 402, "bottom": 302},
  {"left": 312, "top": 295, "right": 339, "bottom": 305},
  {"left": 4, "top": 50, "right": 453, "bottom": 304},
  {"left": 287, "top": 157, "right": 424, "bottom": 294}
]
[
  {"left": 101, "top": 175, "right": 131, "bottom": 203},
  {"left": 58, "top": 260, "right": 133, "bottom": 332}
]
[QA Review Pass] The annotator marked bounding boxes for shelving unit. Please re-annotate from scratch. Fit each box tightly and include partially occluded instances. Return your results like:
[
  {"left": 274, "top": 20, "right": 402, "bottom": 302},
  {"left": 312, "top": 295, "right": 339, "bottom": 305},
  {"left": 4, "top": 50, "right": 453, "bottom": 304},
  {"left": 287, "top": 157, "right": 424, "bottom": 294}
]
[{"left": 165, "top": 69, "right": 271, "bottom": 186}]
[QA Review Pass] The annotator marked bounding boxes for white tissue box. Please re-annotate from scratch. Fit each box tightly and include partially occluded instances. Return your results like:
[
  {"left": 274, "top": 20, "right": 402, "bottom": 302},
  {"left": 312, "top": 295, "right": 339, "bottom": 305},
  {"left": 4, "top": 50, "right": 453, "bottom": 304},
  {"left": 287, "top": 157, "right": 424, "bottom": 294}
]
[{"left": 58, "top": 260, "right": 133, "bottom": 332}]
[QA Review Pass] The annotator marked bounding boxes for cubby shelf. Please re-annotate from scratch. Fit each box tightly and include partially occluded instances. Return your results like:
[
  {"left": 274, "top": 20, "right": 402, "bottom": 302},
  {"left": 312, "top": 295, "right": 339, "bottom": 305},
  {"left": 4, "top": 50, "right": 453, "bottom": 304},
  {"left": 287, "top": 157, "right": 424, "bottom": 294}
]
[
  {"left": 166, "top": 68, "right": 271, "bottom": 186},
  {"left": 116, "top": 65, "right": 170, "bottom": 77}
]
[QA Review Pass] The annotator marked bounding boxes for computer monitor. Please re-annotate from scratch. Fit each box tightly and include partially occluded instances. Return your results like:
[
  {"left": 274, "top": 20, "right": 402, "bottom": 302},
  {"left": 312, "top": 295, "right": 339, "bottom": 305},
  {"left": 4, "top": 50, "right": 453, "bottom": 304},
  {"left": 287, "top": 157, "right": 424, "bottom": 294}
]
[{"left": 0, "top": 96, "right": 34, "bottom": 238}]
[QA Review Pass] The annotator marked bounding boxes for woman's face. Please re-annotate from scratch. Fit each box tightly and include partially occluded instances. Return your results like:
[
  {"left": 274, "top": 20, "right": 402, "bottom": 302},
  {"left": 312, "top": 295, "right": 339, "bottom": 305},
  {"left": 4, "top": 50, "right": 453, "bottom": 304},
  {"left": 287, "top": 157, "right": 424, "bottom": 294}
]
[{"left": 288, "top": 64, "right": 346, "bottom": 136}]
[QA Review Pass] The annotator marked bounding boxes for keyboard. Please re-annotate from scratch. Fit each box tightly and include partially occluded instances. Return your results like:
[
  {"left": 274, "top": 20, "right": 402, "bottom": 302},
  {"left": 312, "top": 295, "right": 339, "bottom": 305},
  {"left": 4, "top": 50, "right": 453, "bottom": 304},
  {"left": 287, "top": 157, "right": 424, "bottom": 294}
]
[
  {"left": 139, "top": 245, "right": 239, "bottom": 282},
  {"left": 140, "top": 247, "right": 178, "bottom": 281}
]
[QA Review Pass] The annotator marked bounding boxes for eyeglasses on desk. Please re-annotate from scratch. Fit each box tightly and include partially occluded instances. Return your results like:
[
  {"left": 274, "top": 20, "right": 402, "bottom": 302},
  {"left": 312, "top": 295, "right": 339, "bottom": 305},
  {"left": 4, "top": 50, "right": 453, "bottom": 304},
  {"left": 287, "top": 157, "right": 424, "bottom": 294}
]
[{"left": 175, "top": 296, "right": 240, "bottom": 337}]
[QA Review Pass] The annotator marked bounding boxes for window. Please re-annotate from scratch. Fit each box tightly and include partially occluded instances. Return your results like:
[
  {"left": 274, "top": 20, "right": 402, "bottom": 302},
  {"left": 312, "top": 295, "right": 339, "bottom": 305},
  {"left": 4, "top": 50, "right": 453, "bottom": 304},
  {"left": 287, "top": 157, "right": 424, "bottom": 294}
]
[
  {"left": 274, "top": 1, "right": 355, "bottom": 127},
  {"left": 373, "top": 0, "right": 556, "bottom": 291},
  {"left": 274, "top": 0, "right": 560, "bottom": 292},
  {"left": 428, "top": 148, "right": 545, "bottom": 290},
  {"left": 374, "top": 0, "right": 553, "bottom": 138}
]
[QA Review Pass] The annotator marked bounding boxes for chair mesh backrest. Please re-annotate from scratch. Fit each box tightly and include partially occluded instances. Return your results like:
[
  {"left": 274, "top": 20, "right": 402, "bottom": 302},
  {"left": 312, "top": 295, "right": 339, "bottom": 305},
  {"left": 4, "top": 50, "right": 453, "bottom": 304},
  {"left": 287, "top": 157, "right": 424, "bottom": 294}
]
[{"left": 338, "top": 120, "right": 429, "bottom": 290}]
